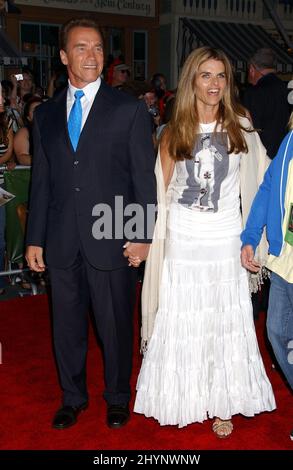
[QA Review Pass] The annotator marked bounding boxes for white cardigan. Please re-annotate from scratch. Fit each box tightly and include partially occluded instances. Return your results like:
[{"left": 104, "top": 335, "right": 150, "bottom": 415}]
[{"left": 140, "top": 117, "right": 270, "bottom": 351}]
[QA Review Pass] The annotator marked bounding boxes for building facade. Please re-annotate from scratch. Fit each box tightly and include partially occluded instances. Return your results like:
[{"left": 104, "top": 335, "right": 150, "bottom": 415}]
[
  {"left": 3, "top": 0, "right": 159, "bottom": 87},
  {"left": 159, "top": 0, "right": 293, "bottom": 88}
]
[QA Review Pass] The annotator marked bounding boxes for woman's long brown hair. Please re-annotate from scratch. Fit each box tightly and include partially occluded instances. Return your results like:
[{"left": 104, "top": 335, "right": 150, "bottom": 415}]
[{"left": 167, "top": 46, "right": 251, "bottom": 160}]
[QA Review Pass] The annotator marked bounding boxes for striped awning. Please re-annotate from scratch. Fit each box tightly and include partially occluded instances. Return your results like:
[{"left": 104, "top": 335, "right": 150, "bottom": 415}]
[{"left": 180, "top": 18, "right": 293, "bottom": 73}]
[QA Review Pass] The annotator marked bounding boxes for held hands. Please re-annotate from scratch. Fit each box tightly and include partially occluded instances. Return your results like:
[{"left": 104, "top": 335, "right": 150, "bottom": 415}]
[
  {"left": 25, "top": 246, "right": 46, "bottom": 272},
  {"left": 240, "top": 245, "right": 260, "bottom": 273},
  {"left": 26, "top": 243, "right": 150, "bottom": 271},
  {"left": 123, "top": 242, "right": 150, "bottom": 268}
]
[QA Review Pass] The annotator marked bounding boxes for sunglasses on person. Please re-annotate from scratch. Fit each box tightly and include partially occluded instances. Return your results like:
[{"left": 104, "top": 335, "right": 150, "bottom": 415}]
[{"left": 119, "top": 70, "right": 129, "bottom": 74}]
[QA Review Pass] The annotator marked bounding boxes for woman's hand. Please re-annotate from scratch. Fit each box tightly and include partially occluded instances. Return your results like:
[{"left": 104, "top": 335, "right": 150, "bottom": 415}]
[{"left": 241, "top": 245, "right": 260, "bottom": 273}]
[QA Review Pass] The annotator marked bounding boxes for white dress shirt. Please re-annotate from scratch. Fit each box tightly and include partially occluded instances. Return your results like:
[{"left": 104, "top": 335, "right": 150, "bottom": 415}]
[{"left": 67, "top": 77, "right": 101, "bottom": 131}]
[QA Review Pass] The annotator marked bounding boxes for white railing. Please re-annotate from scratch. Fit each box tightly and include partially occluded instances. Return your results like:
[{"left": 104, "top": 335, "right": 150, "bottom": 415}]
[
  {"left": 173, "top": 0, "right": 263, "bottom": 22},
  {"left": 170, "top": 0, "right": 293, "bottom": 23}
]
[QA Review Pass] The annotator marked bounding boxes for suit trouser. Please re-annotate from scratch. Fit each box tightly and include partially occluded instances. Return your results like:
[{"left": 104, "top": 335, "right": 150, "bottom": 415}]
[{"left": 49, "top": 252, "right": 137, "bottom": 407}]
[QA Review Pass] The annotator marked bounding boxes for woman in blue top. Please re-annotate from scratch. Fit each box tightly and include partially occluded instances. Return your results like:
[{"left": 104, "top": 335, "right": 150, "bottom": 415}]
[{"left": 241, "top": 115, "right": 293, "bottom": 440}]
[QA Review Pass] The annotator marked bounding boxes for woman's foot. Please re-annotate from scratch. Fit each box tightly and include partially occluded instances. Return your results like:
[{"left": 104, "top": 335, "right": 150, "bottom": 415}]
[{"left": 212, "top": 418, "right": 233, "bottom": 439}]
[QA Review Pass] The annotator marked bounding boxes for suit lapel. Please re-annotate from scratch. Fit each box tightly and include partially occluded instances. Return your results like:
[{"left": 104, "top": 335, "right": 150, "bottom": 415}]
[
  {"left": 77, "top": 81, "right": 114, "bottom": 152},
  {"left": 51, "top": 88, "right": 75, "bottom": 154},
  {"left": 51, "top": 81, "right": 114, "bottom": 155}
]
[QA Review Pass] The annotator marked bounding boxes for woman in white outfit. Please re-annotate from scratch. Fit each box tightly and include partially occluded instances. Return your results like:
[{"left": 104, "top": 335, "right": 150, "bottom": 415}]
[{"left": 133, "top": 47, "right": 276, "bottom": 438}]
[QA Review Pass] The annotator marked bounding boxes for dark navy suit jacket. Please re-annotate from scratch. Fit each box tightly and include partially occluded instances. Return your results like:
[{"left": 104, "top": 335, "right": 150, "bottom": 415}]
[
  {"left": 243, "top": 73, "right": 291, "bottom": 159},
  {"left": 26, "top": 80, "right": 157, "bottom": 270}
]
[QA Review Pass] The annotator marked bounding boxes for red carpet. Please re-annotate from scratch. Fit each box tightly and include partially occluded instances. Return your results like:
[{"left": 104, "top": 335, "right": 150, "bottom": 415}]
[{"left": 0, "top": 293, "right": 292, "bottom": 450}]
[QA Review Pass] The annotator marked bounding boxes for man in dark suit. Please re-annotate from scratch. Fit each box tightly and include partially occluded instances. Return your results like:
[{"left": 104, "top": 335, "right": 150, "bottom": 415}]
[
  {"left": 243, "top": 48, "right": 291, "bottom": 160},
  {"left": 243, "top": 48, "right": 291, "bottom": 319},
  {"left": 25, "top": 18, "right": 157, "bottom": 430}
]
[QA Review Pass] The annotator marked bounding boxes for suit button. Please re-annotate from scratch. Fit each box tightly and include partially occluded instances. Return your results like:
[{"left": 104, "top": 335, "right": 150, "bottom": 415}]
[
  {"left": 74, "top": 160, "right": 79, "bottom": 165},
  {"left": 75, "top": 187, "right": 80, "bottom": 192}
]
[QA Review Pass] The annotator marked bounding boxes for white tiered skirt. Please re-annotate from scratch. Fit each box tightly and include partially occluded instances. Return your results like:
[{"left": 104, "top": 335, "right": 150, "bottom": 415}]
[{"left": 134, "top": 203, "right": 276, "bottom": 428}]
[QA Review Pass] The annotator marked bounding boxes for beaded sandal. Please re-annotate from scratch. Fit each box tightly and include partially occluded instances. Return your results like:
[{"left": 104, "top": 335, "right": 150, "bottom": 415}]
[{"left": 212, "top": 418, "right": 233, "bottom": 439}]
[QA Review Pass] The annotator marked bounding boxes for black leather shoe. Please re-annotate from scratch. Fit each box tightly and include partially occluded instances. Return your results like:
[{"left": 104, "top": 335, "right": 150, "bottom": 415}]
[
  {"left": 107, "top": 404, "right": 130, "bottom": 429},
  {"left": 52, "top": 402, "right": 88, "bottom": 430}
]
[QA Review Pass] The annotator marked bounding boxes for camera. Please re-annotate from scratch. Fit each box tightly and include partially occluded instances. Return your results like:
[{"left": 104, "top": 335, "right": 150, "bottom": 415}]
[
  {"left": 15, "top": 74, "right": 23, "bottom": 81},
  {"left": 148, "top": 105, "right": 159, "bottom": 118}
]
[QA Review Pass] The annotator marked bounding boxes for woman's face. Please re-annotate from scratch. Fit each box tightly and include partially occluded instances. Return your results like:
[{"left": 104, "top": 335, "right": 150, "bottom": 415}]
[
  {"left": 20, "top": 73, "right": 34, "bottom": 93},
  {"left": 194, "top": 59, "right": 227, "bottom": 110}
]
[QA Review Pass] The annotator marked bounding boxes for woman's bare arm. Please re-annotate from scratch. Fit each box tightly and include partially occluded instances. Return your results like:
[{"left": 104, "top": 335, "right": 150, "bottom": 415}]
[{"left": 14, "top": 127, "right": 32, "bottom": 166}]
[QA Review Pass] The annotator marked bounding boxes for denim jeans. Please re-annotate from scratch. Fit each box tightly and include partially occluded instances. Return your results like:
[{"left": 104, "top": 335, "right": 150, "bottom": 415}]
[
  {"left": 0, "top": 205, "right": 5, "bottom": 289},
  {"left": 267, "top": 272, "right": 293, "bottom": 389}
]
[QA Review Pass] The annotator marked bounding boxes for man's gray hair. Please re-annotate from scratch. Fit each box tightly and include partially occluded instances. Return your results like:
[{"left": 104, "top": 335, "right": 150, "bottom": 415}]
[{"left": 249, "top": 48, "right": 277, "bottom": 70}]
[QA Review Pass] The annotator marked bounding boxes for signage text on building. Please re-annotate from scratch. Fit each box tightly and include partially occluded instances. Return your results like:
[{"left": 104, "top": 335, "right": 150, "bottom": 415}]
[{"left": 15, "top": 0, "right": 155, "bottom": 17}]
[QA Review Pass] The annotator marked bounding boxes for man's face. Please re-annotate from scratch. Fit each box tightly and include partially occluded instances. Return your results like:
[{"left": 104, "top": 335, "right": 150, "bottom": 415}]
[
  {"left": 248, "top": 64, "right": 261, "bottom": 86},
  {"left": 144, "top": 91, "right": 157, "bottom": 108},
  {"left": 60, "top": 26, "right": 104, "bottom": 88},
  {"left": 158, "top": 76, "right": 166, "bottom": 91},
  {"left": 113, "top": 67, "right": 129, "bottom": 86}
]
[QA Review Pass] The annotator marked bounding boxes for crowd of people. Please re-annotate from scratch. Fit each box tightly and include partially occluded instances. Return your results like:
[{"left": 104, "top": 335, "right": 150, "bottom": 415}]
[{"left": 0, "top": 17, "right": 292, "bottom": 441}]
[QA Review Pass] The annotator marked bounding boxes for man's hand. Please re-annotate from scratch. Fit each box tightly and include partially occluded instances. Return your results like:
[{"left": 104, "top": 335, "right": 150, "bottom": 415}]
[
  {"left": 123, "top": 242, "right": 151, "bottom": 267},
  {"left": 241, "top": 245, "right": 260, "bottom": 273},
  {"left": 26, "top": 246, "right": 46, "bottom": 272}
]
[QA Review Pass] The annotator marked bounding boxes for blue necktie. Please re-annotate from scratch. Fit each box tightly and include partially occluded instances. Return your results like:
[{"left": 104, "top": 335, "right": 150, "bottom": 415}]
[{"left": 68, "top": 90, "right": 84, "bottom": 151}]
